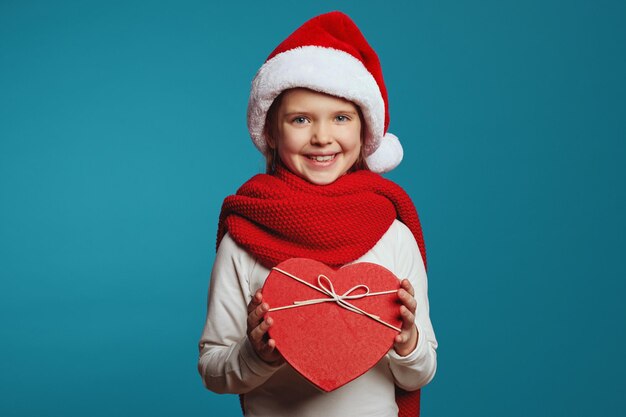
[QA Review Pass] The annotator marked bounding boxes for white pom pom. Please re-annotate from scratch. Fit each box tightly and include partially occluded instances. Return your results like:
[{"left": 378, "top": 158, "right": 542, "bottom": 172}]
[{"left": 365, "top": 133, "right": 403, "bottom": 173}]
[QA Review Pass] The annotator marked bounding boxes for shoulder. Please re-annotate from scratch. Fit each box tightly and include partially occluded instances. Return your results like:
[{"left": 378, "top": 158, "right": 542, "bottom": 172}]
[
  {"left": 387, "top": 220, "right": 426, "bottom": 273},
  {"left": 383, "top": 219, "right": 417, "bottom": 245},
  {"left": 369, "top": 219, "right": 420, "bottom": 259},
  {"left": 217, "top": 232, "right": 241, "bottom": 254},
  {"left": 216, "top": 233, "right": 258, "bottom": 270},
  {"left": 370, "top": 219, "right": 416, "bottom": 249},
  {"left": 214, "top": 234, "right": 271, "bottom": 294},
  {"left": 357, "top": 219, "right": 425, "bottom": 279}
]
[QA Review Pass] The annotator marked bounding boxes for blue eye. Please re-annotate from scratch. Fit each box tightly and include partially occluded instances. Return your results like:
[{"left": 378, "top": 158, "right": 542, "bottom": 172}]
[
  {"left": 335, "top": 115, "right": 350, "bottom": 122},
  {"left": 292, "top": 116, "right": 308, "bottom": 124}
]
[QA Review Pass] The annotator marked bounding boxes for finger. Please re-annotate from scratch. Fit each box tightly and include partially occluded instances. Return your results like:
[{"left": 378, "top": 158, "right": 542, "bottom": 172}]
[
  {"left": 395, "top": 328, "right": 413, "bottom": 345},
  {"left": 260, "top": 337, "right": 278, "bottom": 356},
  {"left": 395, "top": 326, "right": 414, "bottom": 345},
  {"left": 247, "top": 290, "right": 263, "bottom": 314},
  {"left": 266, "top": 337, "right": 277, "bottom": 350},
  {"left": 247, "top": 302, "right": 269, "bottom": 330},
  {"left": 259, "top": 339, "right": 284, "bottom": 364},
  {"left": 398, "top": 289, "right": 417, "bottom": 314},
  {"left": 249, "top": 315, "right": 272, "bottom": 343},
  {"left": 395, "top": 332, "right": 408, "bottom": 344},
  {"left": 401, "top": 279, "right": 415, "bottom": 297},
  {"left": 399, "top": 305, "right": 415, "bottom": 330}
]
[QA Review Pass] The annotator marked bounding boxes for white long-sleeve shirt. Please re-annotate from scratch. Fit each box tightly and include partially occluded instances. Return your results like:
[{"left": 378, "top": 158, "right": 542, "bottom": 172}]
[{"left": 198, "top": 219, "right": 437, "bottom": 417}]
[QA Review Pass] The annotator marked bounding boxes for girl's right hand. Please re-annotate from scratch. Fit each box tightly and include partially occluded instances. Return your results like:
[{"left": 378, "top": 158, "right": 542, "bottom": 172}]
[{"left": 246, "top": 290, "right": 284, "bottom": 365}]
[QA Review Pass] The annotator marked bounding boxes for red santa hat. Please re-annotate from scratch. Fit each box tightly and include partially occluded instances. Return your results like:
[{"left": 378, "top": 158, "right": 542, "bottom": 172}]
[{"left": 247, "top": 11, "right": 403, "bottom": 173}]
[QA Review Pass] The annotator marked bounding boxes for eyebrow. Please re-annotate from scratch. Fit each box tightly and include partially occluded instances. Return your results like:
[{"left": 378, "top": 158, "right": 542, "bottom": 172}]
[{"left": 283, "top": 110, "right": 358, "bottom": 116}]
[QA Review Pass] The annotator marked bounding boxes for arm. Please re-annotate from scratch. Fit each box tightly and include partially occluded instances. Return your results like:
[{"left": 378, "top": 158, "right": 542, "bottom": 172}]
[
  {"left": 387, "top": 222, "right": 438, "bottom": 391},
  {"left": 197, "top": 234, "right": 282, "bottom": 394}
]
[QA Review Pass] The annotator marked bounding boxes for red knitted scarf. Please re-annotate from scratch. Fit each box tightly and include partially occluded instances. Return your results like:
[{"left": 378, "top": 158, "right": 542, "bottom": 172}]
[{"left": 217, "top": 165, "right": 426, "bottom": 417}]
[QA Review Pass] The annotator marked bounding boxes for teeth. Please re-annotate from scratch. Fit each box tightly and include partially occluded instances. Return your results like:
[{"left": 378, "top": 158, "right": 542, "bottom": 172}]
[{"left": 309, "top": 155, "right": 335, "bottom": 162}]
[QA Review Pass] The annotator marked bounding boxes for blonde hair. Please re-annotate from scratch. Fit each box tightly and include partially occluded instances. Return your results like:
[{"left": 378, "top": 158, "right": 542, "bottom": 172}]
[{"left": 263, "top": 90, "right": 369, "bottom": 174}]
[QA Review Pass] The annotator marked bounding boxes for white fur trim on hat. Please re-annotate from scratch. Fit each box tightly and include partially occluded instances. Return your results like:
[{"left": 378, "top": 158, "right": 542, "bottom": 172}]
[
  {"left": 247, "top": 46, "right": 385, "bottom": 157},
  {"left": 365, "top": 133, "right": 403, "bottom": 173}
]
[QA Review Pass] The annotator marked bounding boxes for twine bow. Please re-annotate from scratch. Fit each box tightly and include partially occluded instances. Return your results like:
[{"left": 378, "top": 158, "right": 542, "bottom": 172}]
[{"left": 268, "top": 267, "right": 401, "bottom": 332}]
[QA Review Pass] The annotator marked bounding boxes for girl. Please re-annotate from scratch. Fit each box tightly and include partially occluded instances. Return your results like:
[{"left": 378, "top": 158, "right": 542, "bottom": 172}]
[{"left": 198, "top": 11, "right": 437, "bottom": 417}]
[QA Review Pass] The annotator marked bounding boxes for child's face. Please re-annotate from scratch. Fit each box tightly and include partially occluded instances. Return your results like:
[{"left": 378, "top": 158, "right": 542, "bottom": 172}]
[{"left": 272, "top": 88, "right": 362, "bottom": 185}]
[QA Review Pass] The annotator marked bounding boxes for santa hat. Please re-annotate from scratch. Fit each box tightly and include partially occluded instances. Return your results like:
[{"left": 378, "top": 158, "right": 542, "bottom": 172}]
[{"left": 247, "top": 11, "right": 403, "bottom": 173}]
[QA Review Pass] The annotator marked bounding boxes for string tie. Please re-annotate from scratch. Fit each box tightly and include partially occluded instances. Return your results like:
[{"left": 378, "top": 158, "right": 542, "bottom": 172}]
[{"left": 268, "top": 267, "right": 401, "bottom": 332}]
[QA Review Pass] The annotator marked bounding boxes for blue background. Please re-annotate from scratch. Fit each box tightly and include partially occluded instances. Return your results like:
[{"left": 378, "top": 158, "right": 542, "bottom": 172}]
[{"left": 1, "top": 0, "right": 625, "bottom": 416}]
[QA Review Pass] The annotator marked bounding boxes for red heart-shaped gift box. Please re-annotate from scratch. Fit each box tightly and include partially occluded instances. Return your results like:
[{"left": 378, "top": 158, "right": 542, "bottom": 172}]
[{"left": 262, "top": 258, "right": 401, "bottom": 392}]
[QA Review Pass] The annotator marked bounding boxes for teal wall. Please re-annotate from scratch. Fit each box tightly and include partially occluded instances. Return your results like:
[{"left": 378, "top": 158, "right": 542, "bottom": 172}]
[{"left": 1, "top": 1, "right": 624, "bottom": 416}]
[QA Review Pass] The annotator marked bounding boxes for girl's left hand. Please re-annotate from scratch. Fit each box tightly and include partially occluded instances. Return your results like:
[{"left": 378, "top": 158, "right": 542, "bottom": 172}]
[{"left": 393, "top": 279, "right": 419, "bottom": 356}]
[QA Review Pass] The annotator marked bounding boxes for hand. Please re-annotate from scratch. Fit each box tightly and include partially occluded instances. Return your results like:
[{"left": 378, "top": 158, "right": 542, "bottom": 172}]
[
  {"left": 247, "top": 290, "right": 284, "bottom": 365},
  {"left": 393, "top": 279, "right": 419, "bottom": 356}
]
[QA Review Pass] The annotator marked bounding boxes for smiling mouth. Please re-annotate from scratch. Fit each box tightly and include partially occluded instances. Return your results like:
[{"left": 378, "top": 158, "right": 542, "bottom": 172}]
[{"left": 307, "top": 154, "right": 337, "bottom": 162}]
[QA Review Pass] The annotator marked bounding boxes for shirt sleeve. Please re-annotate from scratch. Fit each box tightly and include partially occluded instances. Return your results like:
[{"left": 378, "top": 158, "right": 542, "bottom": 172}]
[
  {"left": 197, "top": 234, "right": 283, "bottom": 394},
  {"left": 386, "top": 221, "right": 438, "bottom": 391}
]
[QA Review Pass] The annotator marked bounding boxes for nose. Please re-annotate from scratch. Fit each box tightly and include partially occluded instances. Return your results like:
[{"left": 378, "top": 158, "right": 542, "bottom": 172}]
[{"left": 311, "top": 121, "right": 334, "bottom": 146}]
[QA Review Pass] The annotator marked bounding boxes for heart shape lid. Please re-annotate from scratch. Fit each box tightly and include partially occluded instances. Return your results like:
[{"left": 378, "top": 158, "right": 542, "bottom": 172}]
[{"left": 263, "top": 258, "right": 401, "bottom": 392}]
